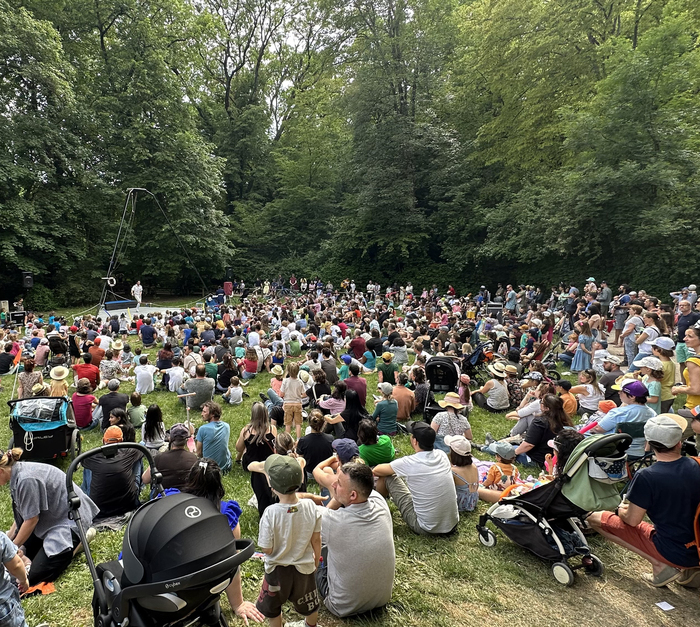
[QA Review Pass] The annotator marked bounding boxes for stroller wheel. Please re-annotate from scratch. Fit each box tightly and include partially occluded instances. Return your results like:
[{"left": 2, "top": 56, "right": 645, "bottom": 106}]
[
  {"left": 583, "top": 554, "right": 605, "bottom": 577},
  {"left": 547, "top": 368, "right": 561, "bottom": 381},
  {"left": 552, "top": 562, "right": 575, "bottom": 586},
  {"left": 477, "top": 527, "right": 497, "bottom": 548}
]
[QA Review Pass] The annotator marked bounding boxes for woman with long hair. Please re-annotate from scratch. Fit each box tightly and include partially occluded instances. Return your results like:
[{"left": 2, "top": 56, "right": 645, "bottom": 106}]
[
  {"left": 234, "top": 402, "right": 277, "bottom": 516},
  {"left": 629, "top": 312, "right": 663, "bottom": 372},
  {"left": 570, "top": 369, "right": 606, "bottom": 416},
  {"left": 217, "top": 352, "right": 239, "bottom": 392},
  {"left": 324, "top": 388, "right": 368, "bottom": 442},
  {"left": 513, "top": 394, "right": 572, "bottom": 467},
  {"left": 141, "top": 404, "right": 166, "bottom": 452}
]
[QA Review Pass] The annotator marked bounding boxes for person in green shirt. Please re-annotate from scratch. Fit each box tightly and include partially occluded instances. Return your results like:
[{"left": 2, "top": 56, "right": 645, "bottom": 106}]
[
  {"left": 376, "top": 352, "right": 398, "bottom": 385},
  {"left": 203, "top": 353, "right": 219, "bottom": 380},
  {"left": 358, "top": 419, "right": 395, "bottom": 467},
  {"left": 372, "top": 382, "right": 398, "bottom": 435}
]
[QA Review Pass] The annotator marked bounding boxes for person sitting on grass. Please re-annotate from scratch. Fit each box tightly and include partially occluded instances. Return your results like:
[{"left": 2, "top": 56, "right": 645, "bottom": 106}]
[
  {"left": 357, "top": 419, "right": 395, "bottom": 467},
  {"left": 254, "top": 455, "right": 322, "bottom": 627},
  {"left": 443, "top": 435, "right": 479, "bottom": 513},
  {"left": 471, "top": 362, "right": 510, "bottom": 413},
  {"left": 481, "top": 442, "right": 520, "bottom": 492},
  {"left": 223, "top": 376, "right": 244, "bottom": 406},
  {"left": 0, "top": 529, "right": 30, "bottom": 627},
  {"left": 588, "top": 415, "right": 700, "bottom": 589},
  {"left": 296, "top": 411, "right": 334, "bottom": 481},
  {"left": 312, "top": 440, "right": 360, "bottom": 503},
  {"left": 373, "top": 382, "right": 398, "bottom": 436},
  {"left": 196, "top": 401, "right": 231, "bottom": 473},
  {"left": 373, "top": 421, "right": 459, "bottom": 536},
  {"left": 430, "top": 392, "right": 472, "bottom": 453},
  {"left": 127, "top": 391, "right": 146, "bottom": 428},
  {"left": 72, "top": 378, "right": 99, "bottom": 431},
  {"left": 376, "top": 352, "right": 399, "bottom": 385},
  {"left": 180, "top": 364, "right": 215, "bottom": 410}
]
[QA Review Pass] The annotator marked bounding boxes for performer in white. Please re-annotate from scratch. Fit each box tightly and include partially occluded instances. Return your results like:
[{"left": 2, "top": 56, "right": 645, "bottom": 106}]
[{"left": 131, "top": 280, "right": 143, "bottom": 309}]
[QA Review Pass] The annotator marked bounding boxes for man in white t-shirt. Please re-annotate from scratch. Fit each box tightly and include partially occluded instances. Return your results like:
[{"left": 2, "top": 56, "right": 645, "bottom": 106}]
[
  {"left": 316, "top": 462, "right": 394, "bottom": 617},
  {"left": 131, "top": 281, "right": 143, "bottom": 308},
  {"left": 373, "top": 421, "right": 458, "bottom": 535}
]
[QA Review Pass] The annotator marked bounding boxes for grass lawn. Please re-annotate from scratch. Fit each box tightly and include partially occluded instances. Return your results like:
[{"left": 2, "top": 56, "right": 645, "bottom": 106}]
[{"left": 1, "top": 319, "right": 699, "bottom": 626}]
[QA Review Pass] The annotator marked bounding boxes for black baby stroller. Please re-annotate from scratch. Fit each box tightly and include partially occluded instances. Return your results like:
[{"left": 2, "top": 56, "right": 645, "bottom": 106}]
[
  {"left": 461, "top": 341, "right": 494, "bottom": 386},
  {"left": 476, "top": 433, "right": 632, "bottom": 586},
  {"left": 7, "top": 396, "right": 81, "bottom": 460},
  {"left": 66, "top": 443, "right": 255, "bottom": 627},
  {"left": 422, "top": 356, "right": 460, "bottom": 422}
]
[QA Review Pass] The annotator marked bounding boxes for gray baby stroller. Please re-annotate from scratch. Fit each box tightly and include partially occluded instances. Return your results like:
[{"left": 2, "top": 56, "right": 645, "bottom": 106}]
[{"left": 476, "top": 433, "right": 632, "bottom": 586}]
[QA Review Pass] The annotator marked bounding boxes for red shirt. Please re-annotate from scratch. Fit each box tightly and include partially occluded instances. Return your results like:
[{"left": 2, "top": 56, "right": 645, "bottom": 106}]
[
  {"left": 344, "top": 375, "right": 367, "bottom": 407},
  {"left": 72, "top": 392, "right": 96, "bottom": 428},
  {"left": 72, "top": 363, "right": 100, "bottom": 388},
  {"left": 88, "top": 346, "right": 105, "bottom": 368},
  {"left": 349, "top": 337, "right": 366, "bottom": 360}
]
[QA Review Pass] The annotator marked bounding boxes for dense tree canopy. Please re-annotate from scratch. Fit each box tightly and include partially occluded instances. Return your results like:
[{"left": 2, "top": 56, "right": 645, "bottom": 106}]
[{"left": 1, "top": 0, "right": 699, "bottom": 307}]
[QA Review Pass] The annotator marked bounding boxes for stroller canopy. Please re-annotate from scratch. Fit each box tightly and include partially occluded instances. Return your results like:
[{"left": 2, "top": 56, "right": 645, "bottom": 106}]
[
  {"left": 561, "top": 433, "right": 631, "bottom": 513},
  {"left": 123, "top": 492, "right": 239, "bottom": 585},
  {"left": 8, "top": 397, "right": 69, "bottom": 432}
]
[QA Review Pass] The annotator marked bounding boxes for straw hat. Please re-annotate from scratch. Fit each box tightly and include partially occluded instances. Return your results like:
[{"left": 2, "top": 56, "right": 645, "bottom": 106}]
[
  {"left": 111, "top": 340, "right": 124, "bottom": 350},
  {"left": 504, "top": 364, "right": 518, "bottom": 375},
  {"left": 271, "top": 365, "right": 284, "bottom": 376},
  {"left": 438, "top": 392, "right": 465, "bottom": 410},
  {"left": 50, "top": 366, "right": 70, "bottom": 380},
  {"left": 487, "top": 362, "right": 507, "bottom": 378}
]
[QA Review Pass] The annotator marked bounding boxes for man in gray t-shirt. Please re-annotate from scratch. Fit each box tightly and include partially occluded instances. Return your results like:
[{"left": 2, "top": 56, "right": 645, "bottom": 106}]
[
  {"left": 180, "top": 364, "right": 215, "bottom": 409},
  {"left": 316, "top": 463, "right": 395, "bottom": 617}
]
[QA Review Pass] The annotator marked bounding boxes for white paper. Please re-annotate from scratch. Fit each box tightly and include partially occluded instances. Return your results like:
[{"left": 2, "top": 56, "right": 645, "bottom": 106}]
[{"left": 656, "top": 602, "right": 674, "bottom": 611}]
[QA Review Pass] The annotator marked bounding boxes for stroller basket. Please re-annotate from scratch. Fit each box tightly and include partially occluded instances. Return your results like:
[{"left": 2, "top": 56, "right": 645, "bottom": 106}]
[{"left": 588, "top": 455, "right": 628, "bottom": 484}]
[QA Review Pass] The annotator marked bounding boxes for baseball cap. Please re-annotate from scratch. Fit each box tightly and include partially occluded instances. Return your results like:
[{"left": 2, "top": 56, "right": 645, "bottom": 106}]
[
  {"left": 493, "top": 441, "right": 516, "bottom": 461},
  {"left": 264, "top": 454, "right": 303, "bottom": 494},
  {"left": 644, "top": 414, "right": 687, "bottom": 447},
  {"left": 612, "top": 380, "right": 648, "bottom": 396},
  {"left": 103, "top": 426, "right": 123, "bottom": 444},
  {"left": 444, "top": 435, "right": 471, "bottom": 456},
  {"left": 70, "top": 325, "right": 78, "bottom": 333},
  {"left": 382, "top": 352, "right": 393, "bottom": 361},
  {"left": 237, "top": 339, "right": 244, "bottom": 346},
  {"left": 602, "top": 354, "right": 622, "bottom": 365},
  {"left": 332, "top": 438, "right": 360, "bottom": 463},
  {"left": 379, "top": 382, "right": 393, "bottom": 396},
  {"left": 406, "top": 421, "right": 436, "bottom": 450},
  {"left": 648, "top": 336, "right": 675, "bottom": 351},
  {"left": 169, "top": 423, "right": 190, "bottom": 442},
  {"left": 341, "top": 354, "right": 352, "bottom": 364},
  {"left": 93, "top": 337, "right": 101, "bottom": 345},
  {"left": 598, "top": 400, "right": 617, "bottom": 413}
]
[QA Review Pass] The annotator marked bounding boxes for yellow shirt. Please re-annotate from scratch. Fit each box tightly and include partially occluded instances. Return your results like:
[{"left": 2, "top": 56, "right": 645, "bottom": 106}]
[
  {"left": 683, "top": 357, "right": 700, "bottom": 408},
  {"left": 660, "top": 359, "right": 675, "bottom": 402}
]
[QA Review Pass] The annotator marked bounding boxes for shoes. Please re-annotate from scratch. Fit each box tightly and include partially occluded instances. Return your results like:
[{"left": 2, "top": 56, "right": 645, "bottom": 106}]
[
  {"left": 285, "top": 621, "right": 320, "bottom": 627},
  {"left": 484, "top": 432, "right": 494, "bottom": 446},
  {"left": 248, "top": 494, "right": 258, "bottom": 509},
  {"left": 73, "top": 527, "right": 97, "bottom": 556},
  {"left": 259, "top": 392, "right": 268, "bottom": 402},
  {"left": 642, "top": 566, "right": 682, "bottom": 587},
  {"left": 677, "top": 567, "right": 700, "bottom": 588}
]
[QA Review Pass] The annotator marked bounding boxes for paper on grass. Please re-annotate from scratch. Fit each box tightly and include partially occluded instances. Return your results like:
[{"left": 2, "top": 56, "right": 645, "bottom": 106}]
[{"left": 656, "top": 602, "right": 674, "bottom": 611}]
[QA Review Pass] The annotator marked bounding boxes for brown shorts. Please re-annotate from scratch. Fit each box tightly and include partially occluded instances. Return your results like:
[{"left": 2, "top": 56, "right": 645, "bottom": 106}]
[
  {"left": 255, "top": 565, "right": 319, "bottom": 618},
  {"left": 283, "top": 403, "right": 303, "bottom": 427}
]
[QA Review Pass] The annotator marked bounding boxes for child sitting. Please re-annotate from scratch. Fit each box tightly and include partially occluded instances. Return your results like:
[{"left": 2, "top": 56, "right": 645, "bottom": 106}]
[
  {"left": 577, "top": 399, "right": 617, "bottom": 433},
  {"left": 482, "top": 442, "right": 520, "bottom": 491},
  {"left": 49, "top": 365, "right": 70, "bottom": 398},
  {"left": 120, "top": 343, "right": 134, "bottom": 368},
  {"left": 255, "top": 455, "right": 322, "bottom": 627},
  {"left": 223, "top": 376, "right": 244, "bottom": 406},
  {"left": 590, "top": 339, "right": 609, "bottom": 377},
  {"left": 128, "top": 391, "right": 146, "bottom": 428}
]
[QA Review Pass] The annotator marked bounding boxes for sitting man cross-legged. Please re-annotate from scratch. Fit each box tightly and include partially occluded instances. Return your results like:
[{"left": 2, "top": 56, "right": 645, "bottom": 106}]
[
  {"left": 588, "top": 414, "right": 700, "bottom": 588},
  {"left": 373, "top": 421, "right": 459, "bottom": 535}
]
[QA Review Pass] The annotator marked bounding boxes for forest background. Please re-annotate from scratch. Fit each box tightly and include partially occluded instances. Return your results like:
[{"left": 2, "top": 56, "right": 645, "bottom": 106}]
[{"left": 2, "top": 0, "right": 700, "bottom": 309}]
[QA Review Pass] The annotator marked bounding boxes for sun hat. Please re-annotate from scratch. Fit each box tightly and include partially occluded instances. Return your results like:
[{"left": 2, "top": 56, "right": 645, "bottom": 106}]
[
  {"left": 381, "top": 352, "right": 393, "bottom": 362},
  {"left": 648, "top": 336, "right": 675, "bottom": 351},
  {"left": 111, "top": 340, "right": 124, "bottom": 350},
  {"left": 504, "top": 364, "right": 518, "bottom": 375},
  {"left": 634, "top": 356, "right": 663, "bottom": 371},
  {"left": 493, "top": 441, "right": 516, "bottom": 461},
  {"left": 444, "top": 435, "right": 471, "bottom": 456},
  {"left": 487, "top": 362, "right": 507, "bottom": 378},
  {"left": 298, "top": 370, "right": 310, "bottom": 383},
  {"left": 332, "top": 438, "right": 360, "bottom": 463},
  {"left": 438, "top": 392, "right": 465, "bottom": 410},
  {"left": 460, "top": 373, "right": 471, "bottom": 385},
  {"left": 31, "top": 383, "right": 46, "bottom": 395},
  {"left": 587, "top": 277, "right": 596, "bottom": 282},
  {"left": 690, "top": 284, "right": 697, "bottom": 291},
  {"left": 612, "top": 380, "right": 648, "bottom": 396},
  {"left": 341, "top": 354, "right": 352, "bottom": 364},
  {"left": 271, "top": 365, "right": 284, "bottom": 376},
  {"left": 602, "top": 354, "right": 622, "bottom": 365},
  {"left": 644, "top": 414, "right": 687, "bottom": 447},
  {"left": 50, "top": 366, "right": 70, "bottom": 380},
  {"left": 264, "top": 454, "right": 303, "bottom": 494},
  {"left": 103, "top": 426, "right": 123, "bottom": 444},
  {"left": 379, "top": 382, "right": 393, "bottom": 396}
]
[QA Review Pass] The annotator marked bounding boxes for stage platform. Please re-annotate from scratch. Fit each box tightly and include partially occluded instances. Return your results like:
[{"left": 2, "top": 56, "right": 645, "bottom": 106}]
[{"left": 96, "top": 303, "right": 198, "bottom": 320}]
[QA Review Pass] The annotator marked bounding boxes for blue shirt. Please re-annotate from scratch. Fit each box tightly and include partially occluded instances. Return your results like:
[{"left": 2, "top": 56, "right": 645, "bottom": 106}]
[
  {"left": 0, "top": 531, "right": 18, "bottom": 604},
  {"left": 140, "top": 324, "right": 156, "bottom": 345},
  {"left": 363, "top": 351, "right": 376, "bottom": 370},
  {"left": 196, "top": 421, "right": 231, "bottom": 471},
  {"left": 597, "top": 404, "right": 656, "bottom": 457}
]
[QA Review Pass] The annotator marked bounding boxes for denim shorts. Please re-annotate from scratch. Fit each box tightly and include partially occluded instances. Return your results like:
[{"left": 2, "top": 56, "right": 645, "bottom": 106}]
[{"left": 0, "top": 587, "right": 27, "bottom": 627}]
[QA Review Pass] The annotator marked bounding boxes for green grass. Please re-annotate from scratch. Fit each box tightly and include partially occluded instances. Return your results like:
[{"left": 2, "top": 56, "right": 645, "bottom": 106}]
[{"left": 1, "top": 328, "right": 699, "bottom": 627}]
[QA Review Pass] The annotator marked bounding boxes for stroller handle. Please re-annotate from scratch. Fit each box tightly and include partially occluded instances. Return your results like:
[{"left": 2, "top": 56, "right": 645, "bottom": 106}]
[
  {"left": 66, "top": 442, "right": 164, "bottom": 510},
  {"left": 584, "top": 433, "right": 632, "bottom": 456}
]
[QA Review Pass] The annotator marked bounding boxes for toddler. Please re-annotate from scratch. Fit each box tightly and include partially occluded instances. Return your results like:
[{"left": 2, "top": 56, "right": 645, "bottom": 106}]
[{"left": 482, "top": 442, "right": 520, "bottom": 491}]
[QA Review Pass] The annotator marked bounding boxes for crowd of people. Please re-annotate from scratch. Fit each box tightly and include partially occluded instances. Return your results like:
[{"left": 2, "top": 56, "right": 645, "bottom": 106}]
[{"left": 1, "top": 275, "right": 700, "bottom": 627}]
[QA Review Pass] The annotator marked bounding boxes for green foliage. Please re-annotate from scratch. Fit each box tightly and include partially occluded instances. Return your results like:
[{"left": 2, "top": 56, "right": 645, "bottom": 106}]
[{"left": 3, "top": 0, "right": 700, "bottom": 302}]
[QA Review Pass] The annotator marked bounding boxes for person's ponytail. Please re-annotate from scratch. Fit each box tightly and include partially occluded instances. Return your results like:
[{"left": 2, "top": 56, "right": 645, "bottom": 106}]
[{"left": 0, "top": 448, "right": 22, "bottom": 468}]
